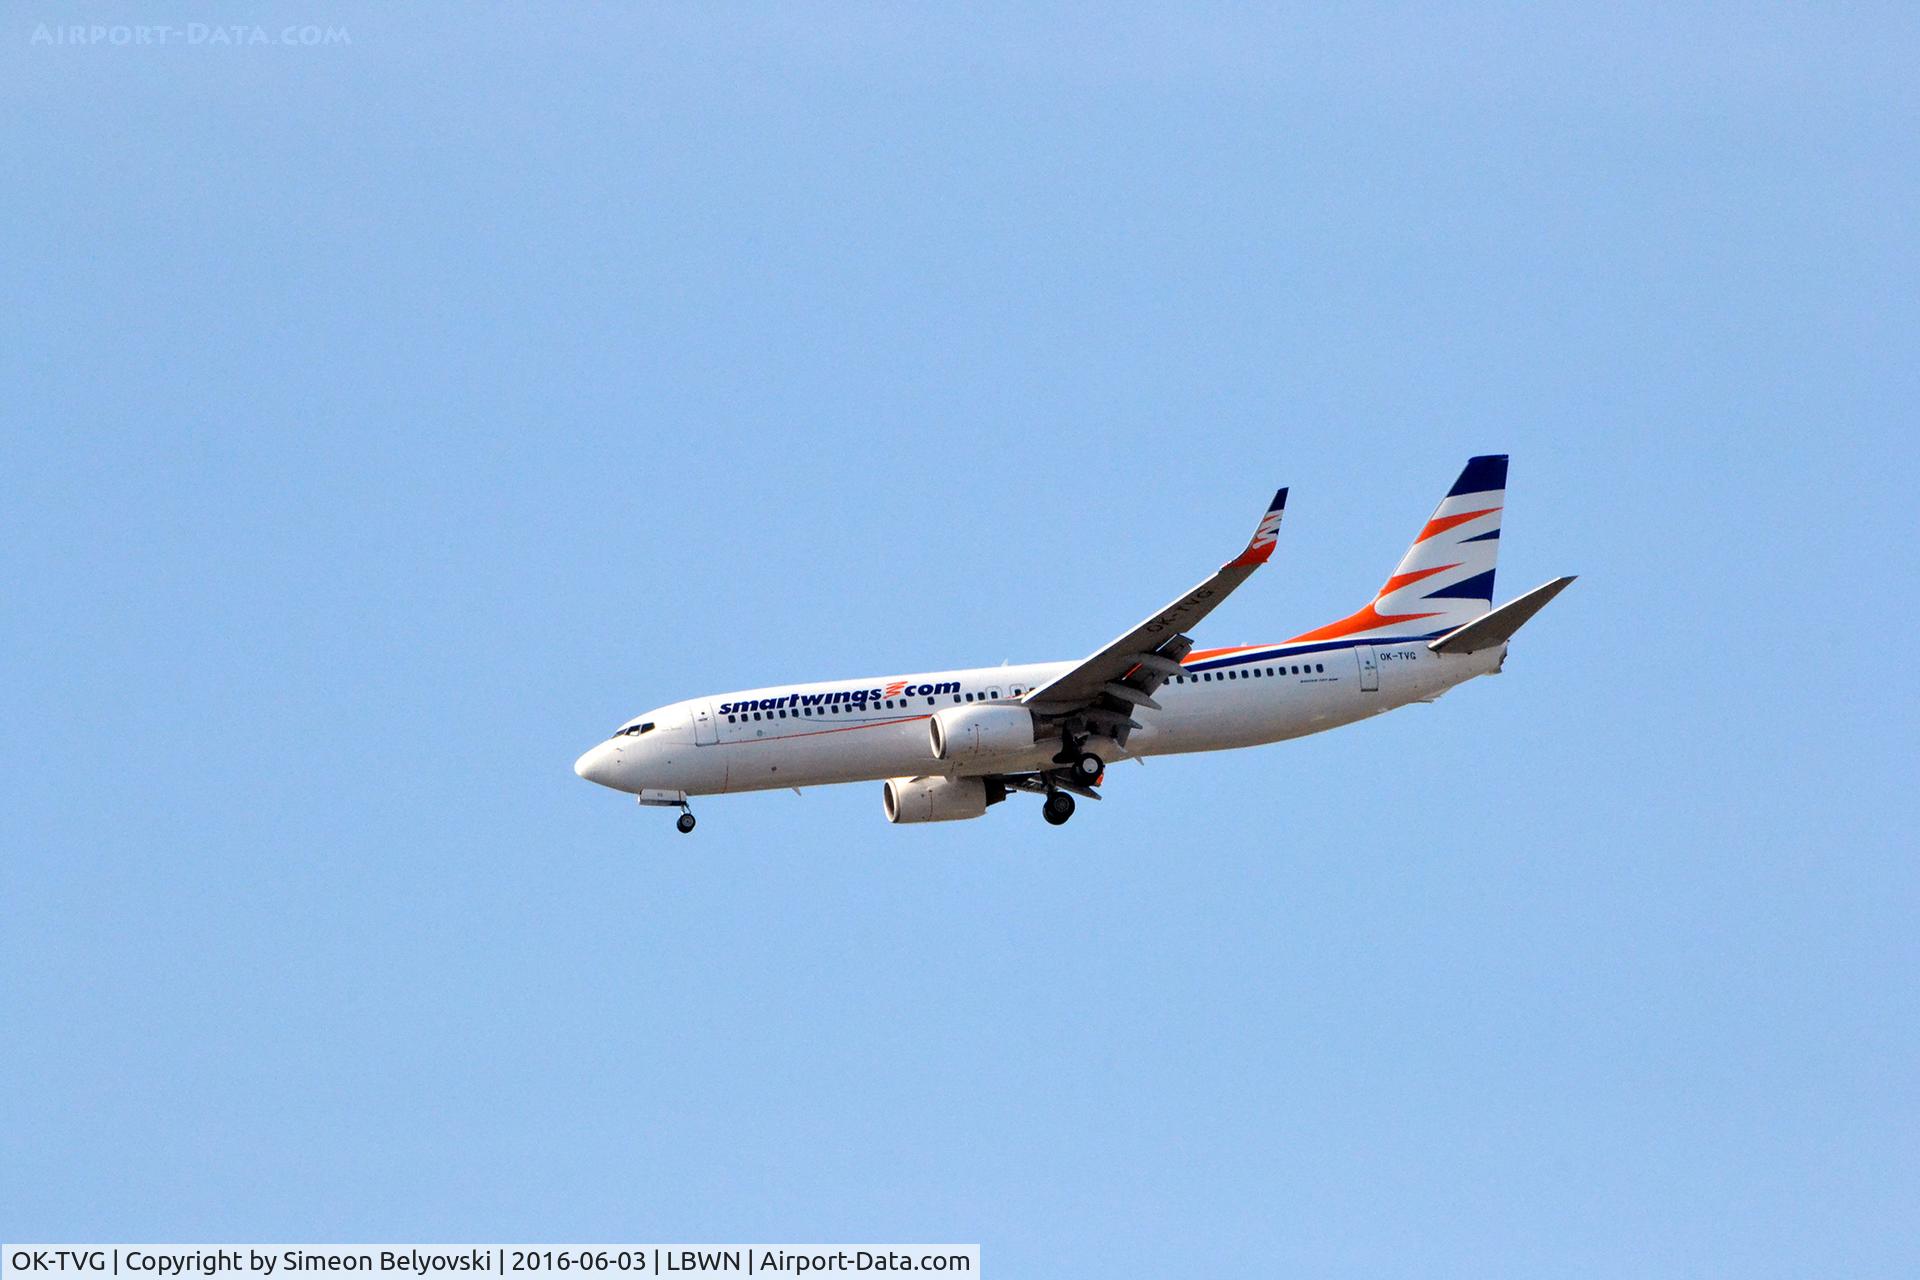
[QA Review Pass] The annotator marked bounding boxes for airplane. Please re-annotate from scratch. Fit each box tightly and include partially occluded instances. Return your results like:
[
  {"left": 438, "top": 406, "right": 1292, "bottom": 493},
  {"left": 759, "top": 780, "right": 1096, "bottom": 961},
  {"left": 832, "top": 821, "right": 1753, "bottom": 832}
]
[{"left": 573, "top": 455, "right": 1573, "bottom": 832}]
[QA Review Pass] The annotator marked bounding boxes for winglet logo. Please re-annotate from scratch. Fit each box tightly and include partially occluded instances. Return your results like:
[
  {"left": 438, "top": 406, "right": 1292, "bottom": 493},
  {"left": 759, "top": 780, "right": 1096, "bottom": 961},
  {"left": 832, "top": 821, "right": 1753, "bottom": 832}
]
[
  {"left": 1249, "top": 511, "right": 1283, "bottom": 551},
  {"left": 1230, "top": 488, "right": 1288, "bottom": 568}
]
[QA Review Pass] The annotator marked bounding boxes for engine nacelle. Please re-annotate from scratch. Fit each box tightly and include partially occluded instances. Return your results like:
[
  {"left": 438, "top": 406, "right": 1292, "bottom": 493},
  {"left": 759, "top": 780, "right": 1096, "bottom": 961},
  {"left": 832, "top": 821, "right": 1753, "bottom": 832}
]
[
  {"left": 883, "top": 775, "right": 993, "bottom": 824},
  {"left": 928, "top": 704, "right": 1037, "bottom": 762}
]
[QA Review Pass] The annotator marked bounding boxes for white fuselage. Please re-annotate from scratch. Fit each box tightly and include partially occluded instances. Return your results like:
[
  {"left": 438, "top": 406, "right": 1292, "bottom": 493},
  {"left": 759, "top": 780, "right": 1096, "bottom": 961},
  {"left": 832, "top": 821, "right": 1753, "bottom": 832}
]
[{"left": 573, "top": 637, "right": 1507, "bottom": 800}]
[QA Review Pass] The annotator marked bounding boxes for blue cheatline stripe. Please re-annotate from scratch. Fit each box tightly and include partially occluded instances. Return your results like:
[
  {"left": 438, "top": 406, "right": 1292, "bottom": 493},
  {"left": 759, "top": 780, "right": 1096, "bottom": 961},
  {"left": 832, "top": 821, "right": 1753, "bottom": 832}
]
[
  {"left": 1446, "top": 454, "right": 1508, "bottom": 497},
  {"left": 1184, "top": 632, "right": 1451, "bottom": 671},
  {"left": 1423, "top": 568, "right": 1496, "bottom": 602}
]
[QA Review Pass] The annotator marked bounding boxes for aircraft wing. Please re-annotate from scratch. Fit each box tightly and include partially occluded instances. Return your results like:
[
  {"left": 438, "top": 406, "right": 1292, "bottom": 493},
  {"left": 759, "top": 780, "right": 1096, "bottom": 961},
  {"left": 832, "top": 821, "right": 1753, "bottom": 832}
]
[{"left": 1021, "top": 488, "right": 1288, "bottom": 732}]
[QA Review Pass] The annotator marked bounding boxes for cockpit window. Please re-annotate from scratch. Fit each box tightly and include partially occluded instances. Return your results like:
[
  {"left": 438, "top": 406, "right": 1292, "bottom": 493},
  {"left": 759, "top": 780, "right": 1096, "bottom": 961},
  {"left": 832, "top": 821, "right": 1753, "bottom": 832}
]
[{"left": 613, "top": 722, "right": 656, "bottom": 738}]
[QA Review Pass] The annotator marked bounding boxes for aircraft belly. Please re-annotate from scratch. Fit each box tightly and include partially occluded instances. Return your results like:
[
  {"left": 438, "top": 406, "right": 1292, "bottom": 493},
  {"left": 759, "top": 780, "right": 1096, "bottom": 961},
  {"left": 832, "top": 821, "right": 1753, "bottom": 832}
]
[
  {"left": 720, "top": 717, "right": 941, "bottom": 792},
  {"left": 1136, "top": 677, "right": 1372, "bottom": 757}
]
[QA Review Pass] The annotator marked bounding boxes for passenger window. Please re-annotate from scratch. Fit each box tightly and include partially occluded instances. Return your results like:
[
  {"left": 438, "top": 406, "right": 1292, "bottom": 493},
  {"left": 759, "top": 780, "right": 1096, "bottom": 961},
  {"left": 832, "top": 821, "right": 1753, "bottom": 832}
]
[{"left": 1316, "top": 663, "right": 1324, "bottom": 672}]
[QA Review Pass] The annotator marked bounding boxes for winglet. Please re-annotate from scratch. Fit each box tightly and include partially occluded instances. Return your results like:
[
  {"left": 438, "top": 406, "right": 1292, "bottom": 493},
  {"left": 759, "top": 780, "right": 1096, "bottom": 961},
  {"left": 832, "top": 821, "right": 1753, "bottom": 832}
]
[{"left": 1227, "top": 488, "right": 1288, "bottom": 568}]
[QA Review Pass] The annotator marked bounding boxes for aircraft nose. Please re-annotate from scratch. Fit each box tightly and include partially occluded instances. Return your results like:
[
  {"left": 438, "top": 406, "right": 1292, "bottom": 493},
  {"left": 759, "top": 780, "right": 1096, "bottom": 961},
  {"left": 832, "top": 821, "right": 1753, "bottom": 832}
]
[{"left": 574, "top": 742, "right": 619, "bottom": 787}]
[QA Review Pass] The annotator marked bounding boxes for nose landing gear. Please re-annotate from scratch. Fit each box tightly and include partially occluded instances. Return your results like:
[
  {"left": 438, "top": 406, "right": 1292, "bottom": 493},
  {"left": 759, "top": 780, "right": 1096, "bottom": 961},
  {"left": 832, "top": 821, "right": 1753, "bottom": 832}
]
[{"left": 675, "top": 807, "right": 697, "bottom": 834}]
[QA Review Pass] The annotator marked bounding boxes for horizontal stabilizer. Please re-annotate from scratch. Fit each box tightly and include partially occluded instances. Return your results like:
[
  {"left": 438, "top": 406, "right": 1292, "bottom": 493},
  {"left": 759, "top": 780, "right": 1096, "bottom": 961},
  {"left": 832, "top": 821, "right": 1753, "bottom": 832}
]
[{"left": 1428, "top": 576, "right": 1576, "bottom": 655}]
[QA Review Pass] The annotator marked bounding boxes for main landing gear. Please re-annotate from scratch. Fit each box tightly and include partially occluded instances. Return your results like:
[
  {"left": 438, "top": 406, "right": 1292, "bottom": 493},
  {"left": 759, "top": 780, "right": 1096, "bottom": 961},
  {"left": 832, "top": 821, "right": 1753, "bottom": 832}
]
[
  {"left": 675, "top": 807, "right": 697, "bottom": 834},
  {"left": 1042, "top": 791, "right": 1076, "bottom": 826},
  {"left": 995, "top": 770, "right": 1097, "bottom": 826},
  {"left": 1053, "top": 729, "right": 1104, "bottom": 786}
]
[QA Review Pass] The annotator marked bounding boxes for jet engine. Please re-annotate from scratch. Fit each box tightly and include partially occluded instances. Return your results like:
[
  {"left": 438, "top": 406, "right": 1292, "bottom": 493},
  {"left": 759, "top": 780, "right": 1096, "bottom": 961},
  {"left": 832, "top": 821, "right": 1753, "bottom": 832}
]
[
  {"left": 927, "top": 704, "right": 1037, "bottom": 763},
  {"left": 882, "top": 775, "right": 1005, "bottom": 824}
]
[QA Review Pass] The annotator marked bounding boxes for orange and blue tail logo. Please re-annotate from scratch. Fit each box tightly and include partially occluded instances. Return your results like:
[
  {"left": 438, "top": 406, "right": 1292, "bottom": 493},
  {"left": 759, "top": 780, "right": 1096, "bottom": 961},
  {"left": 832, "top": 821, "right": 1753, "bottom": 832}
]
[{"left": 1287, "top": 455, "right": 1507, "bottom": 645}]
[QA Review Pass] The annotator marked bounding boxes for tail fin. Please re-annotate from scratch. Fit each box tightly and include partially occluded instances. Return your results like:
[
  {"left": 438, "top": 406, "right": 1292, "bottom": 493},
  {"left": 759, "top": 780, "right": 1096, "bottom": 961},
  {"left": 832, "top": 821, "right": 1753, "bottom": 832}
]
[{"left": 1288, "top": 455, "right": 1508, "bottom": 645}]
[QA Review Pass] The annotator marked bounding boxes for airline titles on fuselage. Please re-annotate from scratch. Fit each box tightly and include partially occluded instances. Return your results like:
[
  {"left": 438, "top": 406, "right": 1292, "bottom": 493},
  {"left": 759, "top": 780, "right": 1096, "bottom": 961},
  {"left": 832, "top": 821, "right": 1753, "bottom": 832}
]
[{"left": 717, "top": 680, "right": 963, "bottom": 715}]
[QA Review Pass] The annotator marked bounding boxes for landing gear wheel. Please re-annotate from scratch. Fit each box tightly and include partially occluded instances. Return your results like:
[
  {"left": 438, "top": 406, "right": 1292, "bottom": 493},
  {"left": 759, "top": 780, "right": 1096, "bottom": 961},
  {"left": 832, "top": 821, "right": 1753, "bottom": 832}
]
[
  {"left": 1042, "top": 791, "right": 1076, "bottom": 826},
  {"left": 675, "top": 811, "right": 697, "bottom": 834},
  {"left": 1071, "top": 751, "right": 1104, "bottom": 783}
]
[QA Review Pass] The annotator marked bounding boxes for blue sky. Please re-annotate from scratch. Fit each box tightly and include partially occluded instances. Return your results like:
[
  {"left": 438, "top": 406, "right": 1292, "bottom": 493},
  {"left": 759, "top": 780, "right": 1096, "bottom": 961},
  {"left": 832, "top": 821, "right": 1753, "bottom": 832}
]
[{"left": 4, "top": 4, "right": 1917, "bottom": 1274}]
